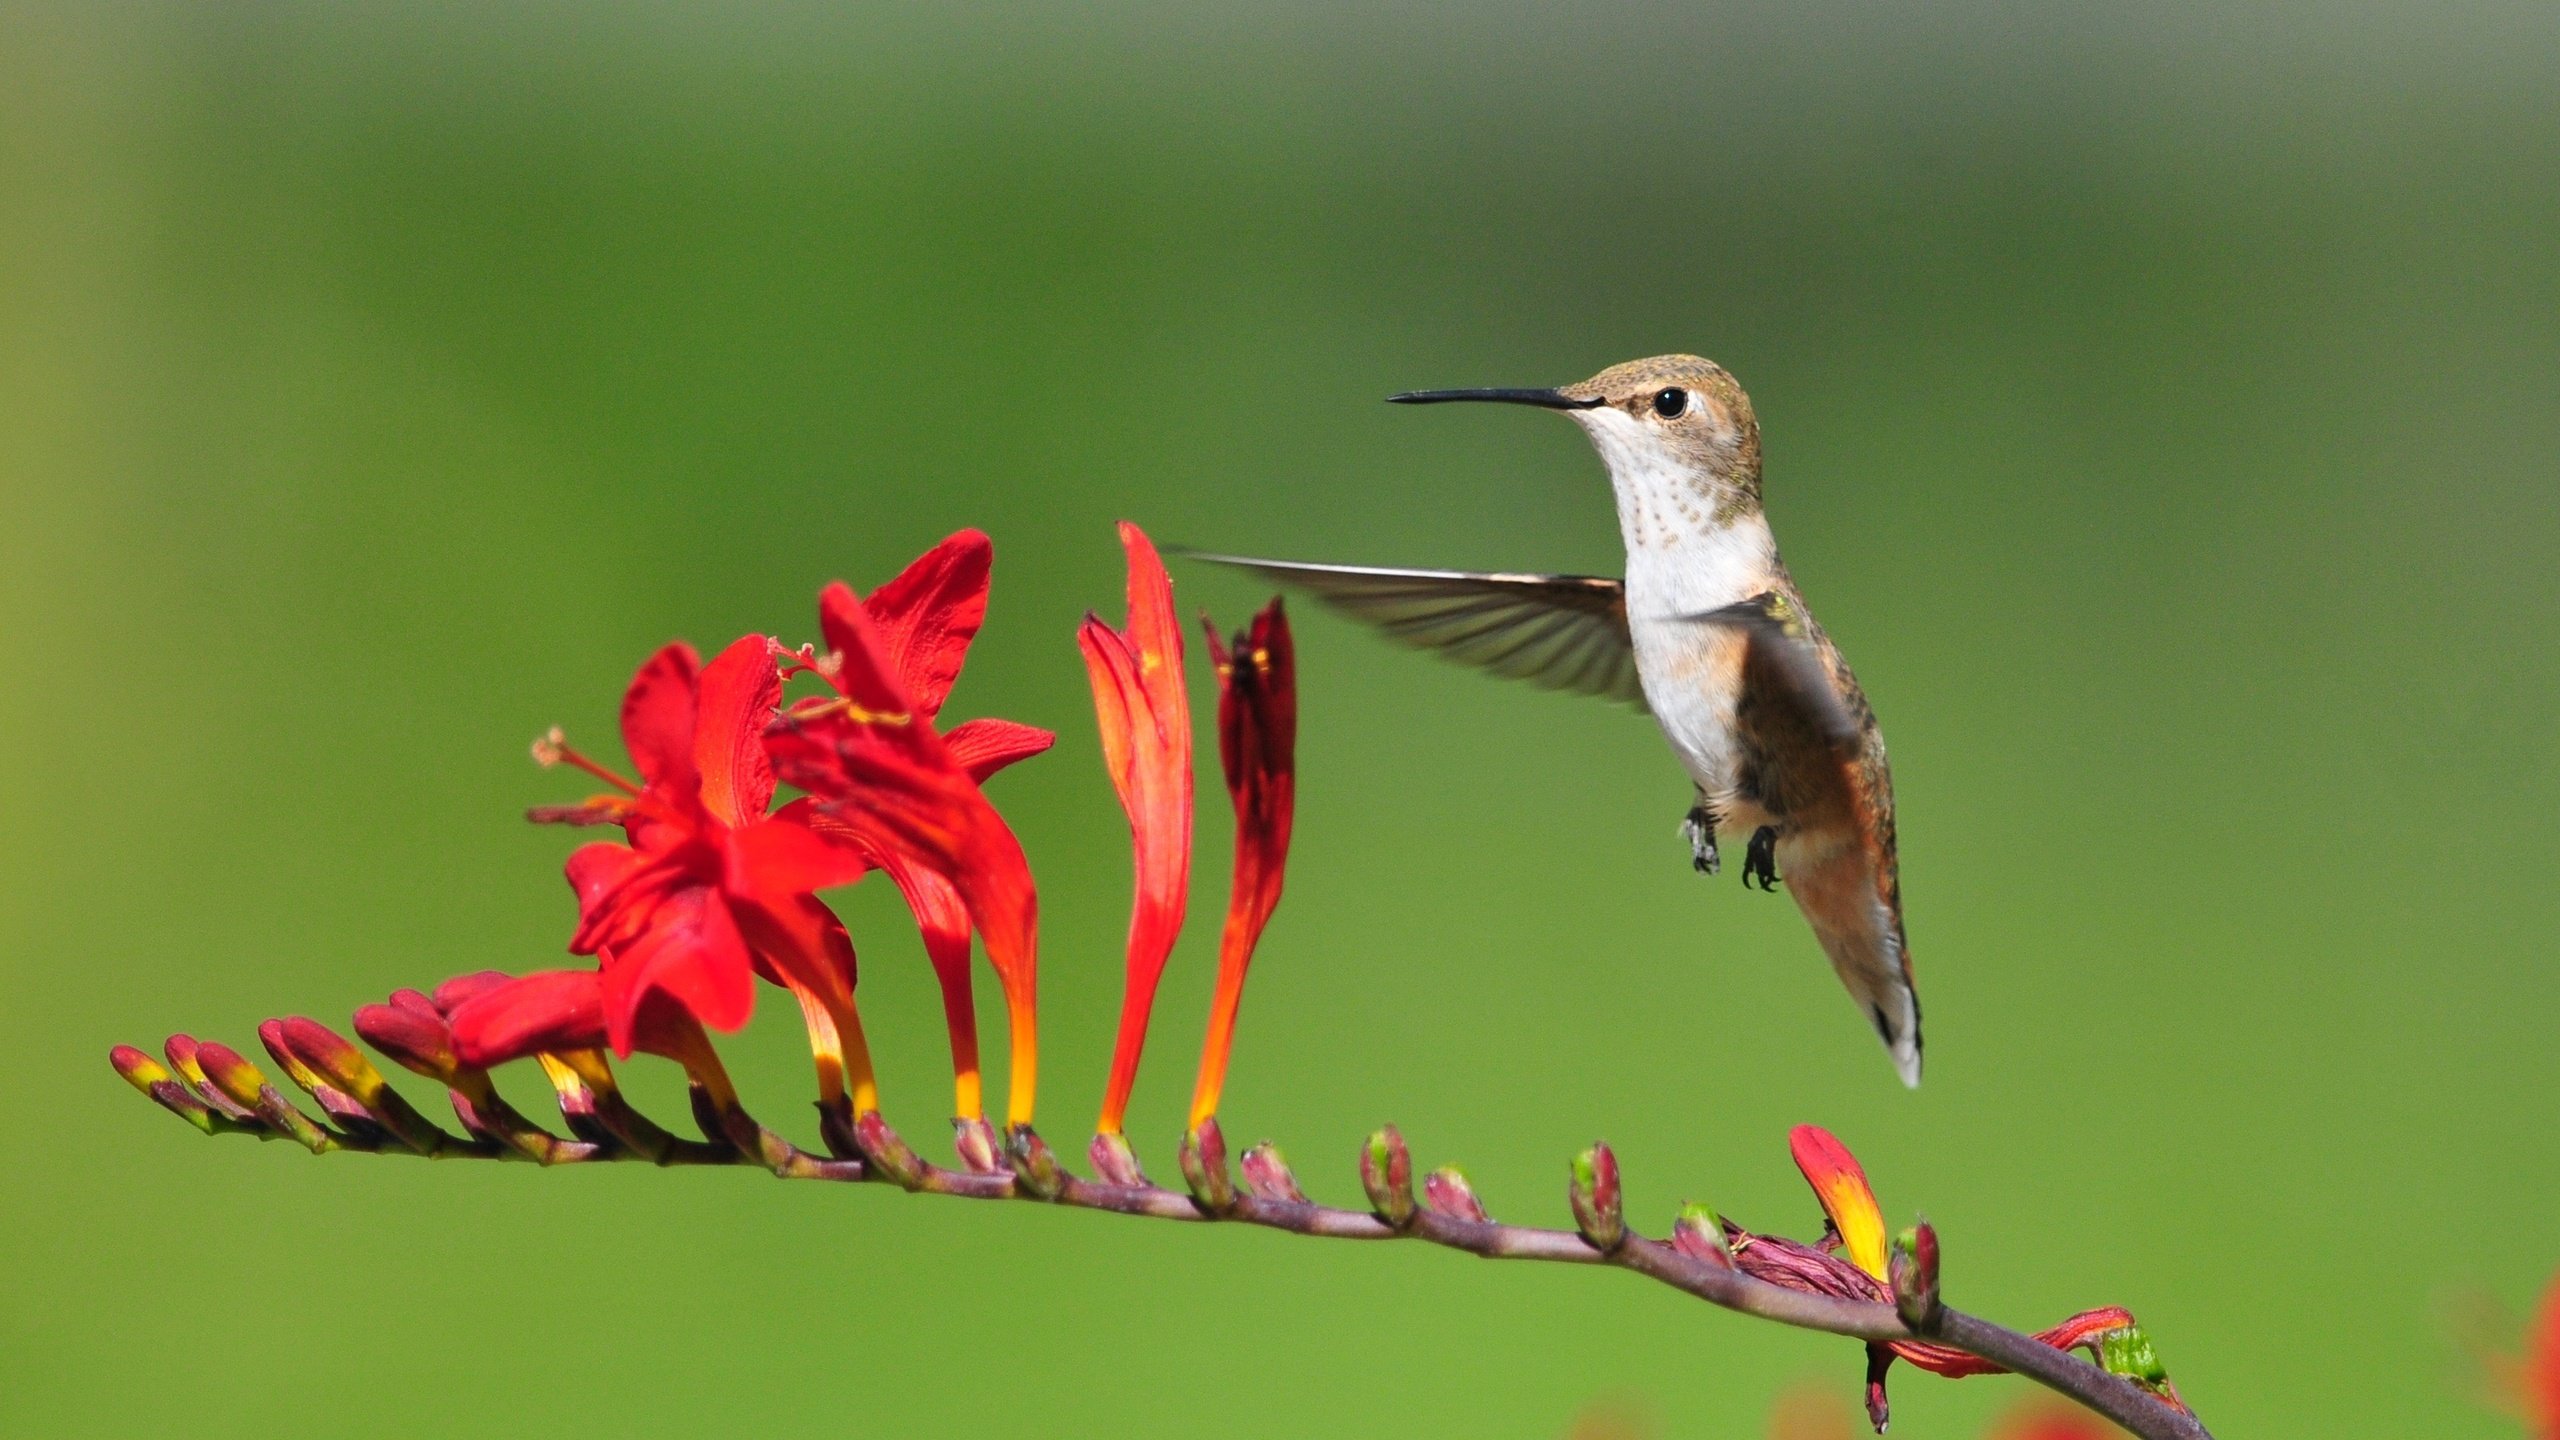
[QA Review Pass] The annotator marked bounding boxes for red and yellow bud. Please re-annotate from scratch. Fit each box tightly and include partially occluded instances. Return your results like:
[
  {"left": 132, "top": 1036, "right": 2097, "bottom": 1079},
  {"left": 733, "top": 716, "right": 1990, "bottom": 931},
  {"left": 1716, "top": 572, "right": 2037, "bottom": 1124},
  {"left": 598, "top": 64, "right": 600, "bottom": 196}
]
[{"left": 1789, "top": 1124, "right": 1889, "bottom": 1282}]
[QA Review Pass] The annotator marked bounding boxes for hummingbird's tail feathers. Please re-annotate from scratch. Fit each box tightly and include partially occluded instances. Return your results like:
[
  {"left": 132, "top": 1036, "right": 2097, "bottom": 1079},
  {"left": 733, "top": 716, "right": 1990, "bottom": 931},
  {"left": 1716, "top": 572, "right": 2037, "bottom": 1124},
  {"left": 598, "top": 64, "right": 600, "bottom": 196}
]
[
  {"left": 1819, "top": 915, "right": 1923, "bottom": 1089},
  {"left": 1170, "top": 550, "right": 1648, "bottom": 708},
  {"left": 1786, "top": 841, "right": 1924, "bottom": 1088}
]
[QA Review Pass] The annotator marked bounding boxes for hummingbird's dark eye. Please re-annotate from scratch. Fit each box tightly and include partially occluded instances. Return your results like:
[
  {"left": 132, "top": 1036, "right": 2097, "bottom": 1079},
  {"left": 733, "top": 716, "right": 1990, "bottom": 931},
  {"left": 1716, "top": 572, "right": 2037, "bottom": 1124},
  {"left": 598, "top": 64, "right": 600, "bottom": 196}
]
[{"left": 1651, "top": 387, "right": 1689, "bottom": 419}]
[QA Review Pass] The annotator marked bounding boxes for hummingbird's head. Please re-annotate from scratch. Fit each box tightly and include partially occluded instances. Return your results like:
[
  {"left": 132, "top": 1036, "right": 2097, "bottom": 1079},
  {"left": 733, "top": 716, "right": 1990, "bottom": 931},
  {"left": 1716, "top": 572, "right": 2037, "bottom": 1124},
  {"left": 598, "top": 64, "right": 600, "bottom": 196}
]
[{"left": 1391, "top": 354, "right": 1763, "bottom": 529}]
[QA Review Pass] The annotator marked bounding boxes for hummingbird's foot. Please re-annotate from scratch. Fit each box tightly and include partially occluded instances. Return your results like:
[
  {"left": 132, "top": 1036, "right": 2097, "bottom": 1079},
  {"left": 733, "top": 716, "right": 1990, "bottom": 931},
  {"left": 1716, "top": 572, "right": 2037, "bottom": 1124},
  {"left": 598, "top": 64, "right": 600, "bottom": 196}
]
[
  {"left": 1743, "top": 827, "right": 1782, "bottom": 891},
  {"left": 1682, "top": 806, "right": 1719, "bottom": 875}
]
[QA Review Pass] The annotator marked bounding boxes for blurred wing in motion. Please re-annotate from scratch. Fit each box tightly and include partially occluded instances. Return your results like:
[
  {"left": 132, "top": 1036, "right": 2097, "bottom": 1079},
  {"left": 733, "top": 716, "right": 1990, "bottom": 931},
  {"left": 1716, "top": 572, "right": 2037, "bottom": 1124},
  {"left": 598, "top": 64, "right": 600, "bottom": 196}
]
[{"left": 1177, "top": 552, "right": 1645, "bottom": 708}]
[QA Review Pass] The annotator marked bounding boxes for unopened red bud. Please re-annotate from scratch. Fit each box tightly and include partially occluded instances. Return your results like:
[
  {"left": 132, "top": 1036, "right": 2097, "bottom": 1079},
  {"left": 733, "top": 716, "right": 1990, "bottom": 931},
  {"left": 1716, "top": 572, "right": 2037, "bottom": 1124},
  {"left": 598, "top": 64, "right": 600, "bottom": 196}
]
[
  {"left": 1890, "top": 1222, "right": 1940, "bottom": 1331},
  {"left": 258, "top": 1020, "right": 379, "bottom": 1138},
  {"left": 388, "top": 988, "right": 441, "bottom": 1020},
  {"left": 1671, "top": 1202, "right": 1736, "bottom": 1268},
  {"left": 112, "top": 1045, "right": 231, "bottom": 1135},
  {"left": 110, "top": 1045, "right": 175, "bottom": 1095},
  {"left": 430, "top": 970, "right": 514, "bottom": 1016},
  {"left": 190, "top": 1041, "right": 270, "bottom": 1113},
  {"left": 276, "top": 1018, "right": 383, "bottom": 1099},
  {"left": 1361, "top": 1125, "right": 1415, "bottom": 1227},
  {"left": 257, "top": 1020, "right": 327, "bottom": 1093},
  {"left": 1864, "top": 1347, "right": 1893, "bottom": 1434},
  {"left": 1569, "top": 1142, "right": 1623, "bottom": 1252},
  {"left": 952, "top": 1117, "right": 1002, "bottom": 1175},
  {"left": 1238, "top": 1142, "right": 1307, "bottom": 1204},
  {"left": 1089, "top": 1131, "right": 1148, "bottom": 1188},
  {"left": 194, "top": 1040, "right": 335, "bottom": 1153},
  {"left": 1423, "top": 1165, "right": 1488, "bottom": 1223},
  {"left": 1179, "top": 1118, "right": 1235, "bottom": 1214},
  {"left": 163, "top": 1034, "right": 256, "bottom": 1121},
  {"left": 353, "top": 1003, "right": 458, "bottom": 1081},
  {"left": 276, "top": 1016, "right": 449, "bottom": 1156},
  {"left": 855, "top": 1111, "right": 924, "bottom": 1190},
  {"left": 1006, "top": 1124, "right": 1066, "bottom": 1200}
]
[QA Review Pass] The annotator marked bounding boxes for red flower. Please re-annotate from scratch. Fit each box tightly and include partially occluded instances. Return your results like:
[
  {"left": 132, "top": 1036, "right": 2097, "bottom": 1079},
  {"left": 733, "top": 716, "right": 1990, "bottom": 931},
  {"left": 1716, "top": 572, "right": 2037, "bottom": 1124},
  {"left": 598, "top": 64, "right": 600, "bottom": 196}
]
[
  {"left": 1079, "top": 521, "right": 1193, "bottom": 1136},
  {"left": 2531, "top": 1273, "right": 2560, "bottom": 1440},
  {"left": 1189, "top": 597, "right": 1295, "bottom": 1128},
  {"left": 534, "top": 635, "right": 876, "bottom": 1106},
  {"left": 766, "top": 580, "right": 1046, "bottom": 1126},
  {"left": 781, "top": 531, "right": 1053, "bottom": 1123}
]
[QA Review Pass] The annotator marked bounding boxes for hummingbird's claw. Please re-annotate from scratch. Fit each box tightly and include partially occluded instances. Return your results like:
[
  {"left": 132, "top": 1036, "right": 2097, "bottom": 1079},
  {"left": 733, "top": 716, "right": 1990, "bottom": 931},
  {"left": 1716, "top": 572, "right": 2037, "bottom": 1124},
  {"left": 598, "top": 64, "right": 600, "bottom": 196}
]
[
  {"left": 1682, "top": 806, "right": 1720, "bottom": 875},
  {"left": 1743, "top": 827, "right": 1782, "bottom": 891}
]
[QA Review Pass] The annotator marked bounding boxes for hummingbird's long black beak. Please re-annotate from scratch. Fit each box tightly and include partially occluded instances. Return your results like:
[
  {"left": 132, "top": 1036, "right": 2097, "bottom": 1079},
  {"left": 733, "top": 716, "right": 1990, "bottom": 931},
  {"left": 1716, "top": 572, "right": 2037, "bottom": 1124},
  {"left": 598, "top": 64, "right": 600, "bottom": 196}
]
[{"left": 1385, "top": 387, "right": 1605, "bottom": 410}]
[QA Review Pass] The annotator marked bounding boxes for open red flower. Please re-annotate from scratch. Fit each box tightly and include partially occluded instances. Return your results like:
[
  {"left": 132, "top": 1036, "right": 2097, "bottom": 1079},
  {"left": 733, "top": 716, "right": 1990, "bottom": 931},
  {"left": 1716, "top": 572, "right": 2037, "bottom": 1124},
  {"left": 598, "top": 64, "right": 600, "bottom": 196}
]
[
  {"left": 778, "top": 531, "right": 1052, "bottom": 1123},
  {"left": 1080, "top": 521, "right": 1193, "bottom": 1137},
  {"left": 1189, "top": 597, "right": 1295, "bottom": 1128},
  {"left": 533, "top": 635, "right": 876, "bottom": 1107},
  {"left": 767, "top": 583, "right": 1046, "bottom": 1127}
]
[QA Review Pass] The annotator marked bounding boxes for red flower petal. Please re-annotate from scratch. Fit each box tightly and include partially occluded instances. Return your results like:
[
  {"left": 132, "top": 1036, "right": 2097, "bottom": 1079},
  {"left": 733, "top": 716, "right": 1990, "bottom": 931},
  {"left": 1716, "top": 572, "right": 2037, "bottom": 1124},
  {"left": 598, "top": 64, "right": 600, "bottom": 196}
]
[
  {"left": 731, "top": 891, "right": 860, "bottom": 1016},
  {"left": 600, "top": 886, "right": 755, "bottom": 1056},
  {"left": 727, "top": 813, "right": 872, "bottom": 900},
  {"left": 692, "top": 634, "right": 782, "bottom": 827},
  {"left": 430, "top": 969, "right": 515, "bottom": 1016},
  {"left": 857, "top": 529, "right": 994, "bottom": 717},
  {"left": 1789, "top": 1124, "right": 1890, "bottom": 1282},
  {"left": 1080, "top": 523, "right": 1194, "bottom": 1135},
  {"left": 448, "top": 970, "right": 609, "bottom": 1068},
  {"left": 1191, "top": 599, "right": 1295, "bottom": 1126},
  {"left": 619, "top": 643, "right": 702, "bottom": 790},
  {"left": 564, "top": 840, "right": 673, "bottom": 956},
  {"left": 882, "top": 855, "right": 983, "bottom": 1112},
  {"left": 942, "top": 716, "right": 1058, "bottom": 782}
]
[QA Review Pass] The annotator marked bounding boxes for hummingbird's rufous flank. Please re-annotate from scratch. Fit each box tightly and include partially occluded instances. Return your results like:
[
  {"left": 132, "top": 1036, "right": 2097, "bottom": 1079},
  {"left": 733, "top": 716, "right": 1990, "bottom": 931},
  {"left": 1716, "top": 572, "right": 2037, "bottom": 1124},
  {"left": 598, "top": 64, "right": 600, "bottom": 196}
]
[{"left": 1188, "top": 355, "right": 1922, "bottom": 1086}]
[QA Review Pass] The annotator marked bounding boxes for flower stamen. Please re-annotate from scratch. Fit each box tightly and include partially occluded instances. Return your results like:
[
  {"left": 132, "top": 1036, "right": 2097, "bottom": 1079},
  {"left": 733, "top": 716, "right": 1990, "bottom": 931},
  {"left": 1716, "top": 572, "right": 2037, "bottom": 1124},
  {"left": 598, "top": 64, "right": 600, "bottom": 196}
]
[{"left": 531, "top": 727, "right": 643, "bottom": 795}]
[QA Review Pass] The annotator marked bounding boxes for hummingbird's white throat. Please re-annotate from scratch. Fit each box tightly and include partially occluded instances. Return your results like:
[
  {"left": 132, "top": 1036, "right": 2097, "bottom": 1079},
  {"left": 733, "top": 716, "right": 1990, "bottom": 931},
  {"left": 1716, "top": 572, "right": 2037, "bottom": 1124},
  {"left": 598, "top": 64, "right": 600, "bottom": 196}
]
[{"left": 1570, "top": 407, "right": 1775, "bottom": 618}]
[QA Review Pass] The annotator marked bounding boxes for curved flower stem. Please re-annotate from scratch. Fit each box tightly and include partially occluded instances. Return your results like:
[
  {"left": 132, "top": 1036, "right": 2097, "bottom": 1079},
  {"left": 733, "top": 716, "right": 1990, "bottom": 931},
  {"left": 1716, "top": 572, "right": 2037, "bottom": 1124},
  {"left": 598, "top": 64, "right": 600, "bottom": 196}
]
[{"left": 145, "top": 1054, "right": 2211, "bottom": 1440}]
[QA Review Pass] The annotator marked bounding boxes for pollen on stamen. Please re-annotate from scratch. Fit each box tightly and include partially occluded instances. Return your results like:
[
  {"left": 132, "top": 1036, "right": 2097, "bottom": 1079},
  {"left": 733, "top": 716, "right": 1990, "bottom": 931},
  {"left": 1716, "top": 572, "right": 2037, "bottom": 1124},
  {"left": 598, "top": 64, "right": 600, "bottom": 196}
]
[{"left": 529, "top": 727, "right": 644, "bottom": 795}]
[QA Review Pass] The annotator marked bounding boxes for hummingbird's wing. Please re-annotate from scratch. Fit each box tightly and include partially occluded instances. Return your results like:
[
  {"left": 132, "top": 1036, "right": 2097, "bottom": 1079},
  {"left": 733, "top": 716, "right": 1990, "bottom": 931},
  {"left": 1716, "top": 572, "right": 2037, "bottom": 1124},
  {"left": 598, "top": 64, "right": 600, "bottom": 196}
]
[
  {"left": 1176, "top": 552, "right": 1645, "bottom": 708},
  {"left": 1692, "top": 594, "right": 1923, "bottom": 1088}
]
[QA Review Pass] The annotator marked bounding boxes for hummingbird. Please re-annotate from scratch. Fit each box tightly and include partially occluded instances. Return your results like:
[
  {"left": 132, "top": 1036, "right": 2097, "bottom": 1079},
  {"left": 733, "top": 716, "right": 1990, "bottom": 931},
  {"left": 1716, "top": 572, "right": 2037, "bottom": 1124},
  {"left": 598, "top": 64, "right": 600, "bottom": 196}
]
[{"left": 1186, "top": 355, "right": 1921, "bottom": 1085}]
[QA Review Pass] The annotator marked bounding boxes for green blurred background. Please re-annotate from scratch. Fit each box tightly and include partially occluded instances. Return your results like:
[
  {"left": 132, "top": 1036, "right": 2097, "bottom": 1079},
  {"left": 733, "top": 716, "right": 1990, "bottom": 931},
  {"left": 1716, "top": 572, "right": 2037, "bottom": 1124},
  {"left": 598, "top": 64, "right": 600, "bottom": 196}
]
[{"left": 6, "top": 3, "right": 2555, "bottom": 1435}]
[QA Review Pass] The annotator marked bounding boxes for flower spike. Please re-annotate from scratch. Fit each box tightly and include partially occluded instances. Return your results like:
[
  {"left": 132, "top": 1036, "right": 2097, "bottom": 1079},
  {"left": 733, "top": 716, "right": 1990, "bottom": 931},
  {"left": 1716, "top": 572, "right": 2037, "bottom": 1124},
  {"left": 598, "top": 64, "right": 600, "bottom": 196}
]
[
  {"left": 1080, "top": 520, "right": 1193, "bottom": 1137},
  {"left": 1188, "top": 597, "right": 1296, "bottom": 1128}
]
